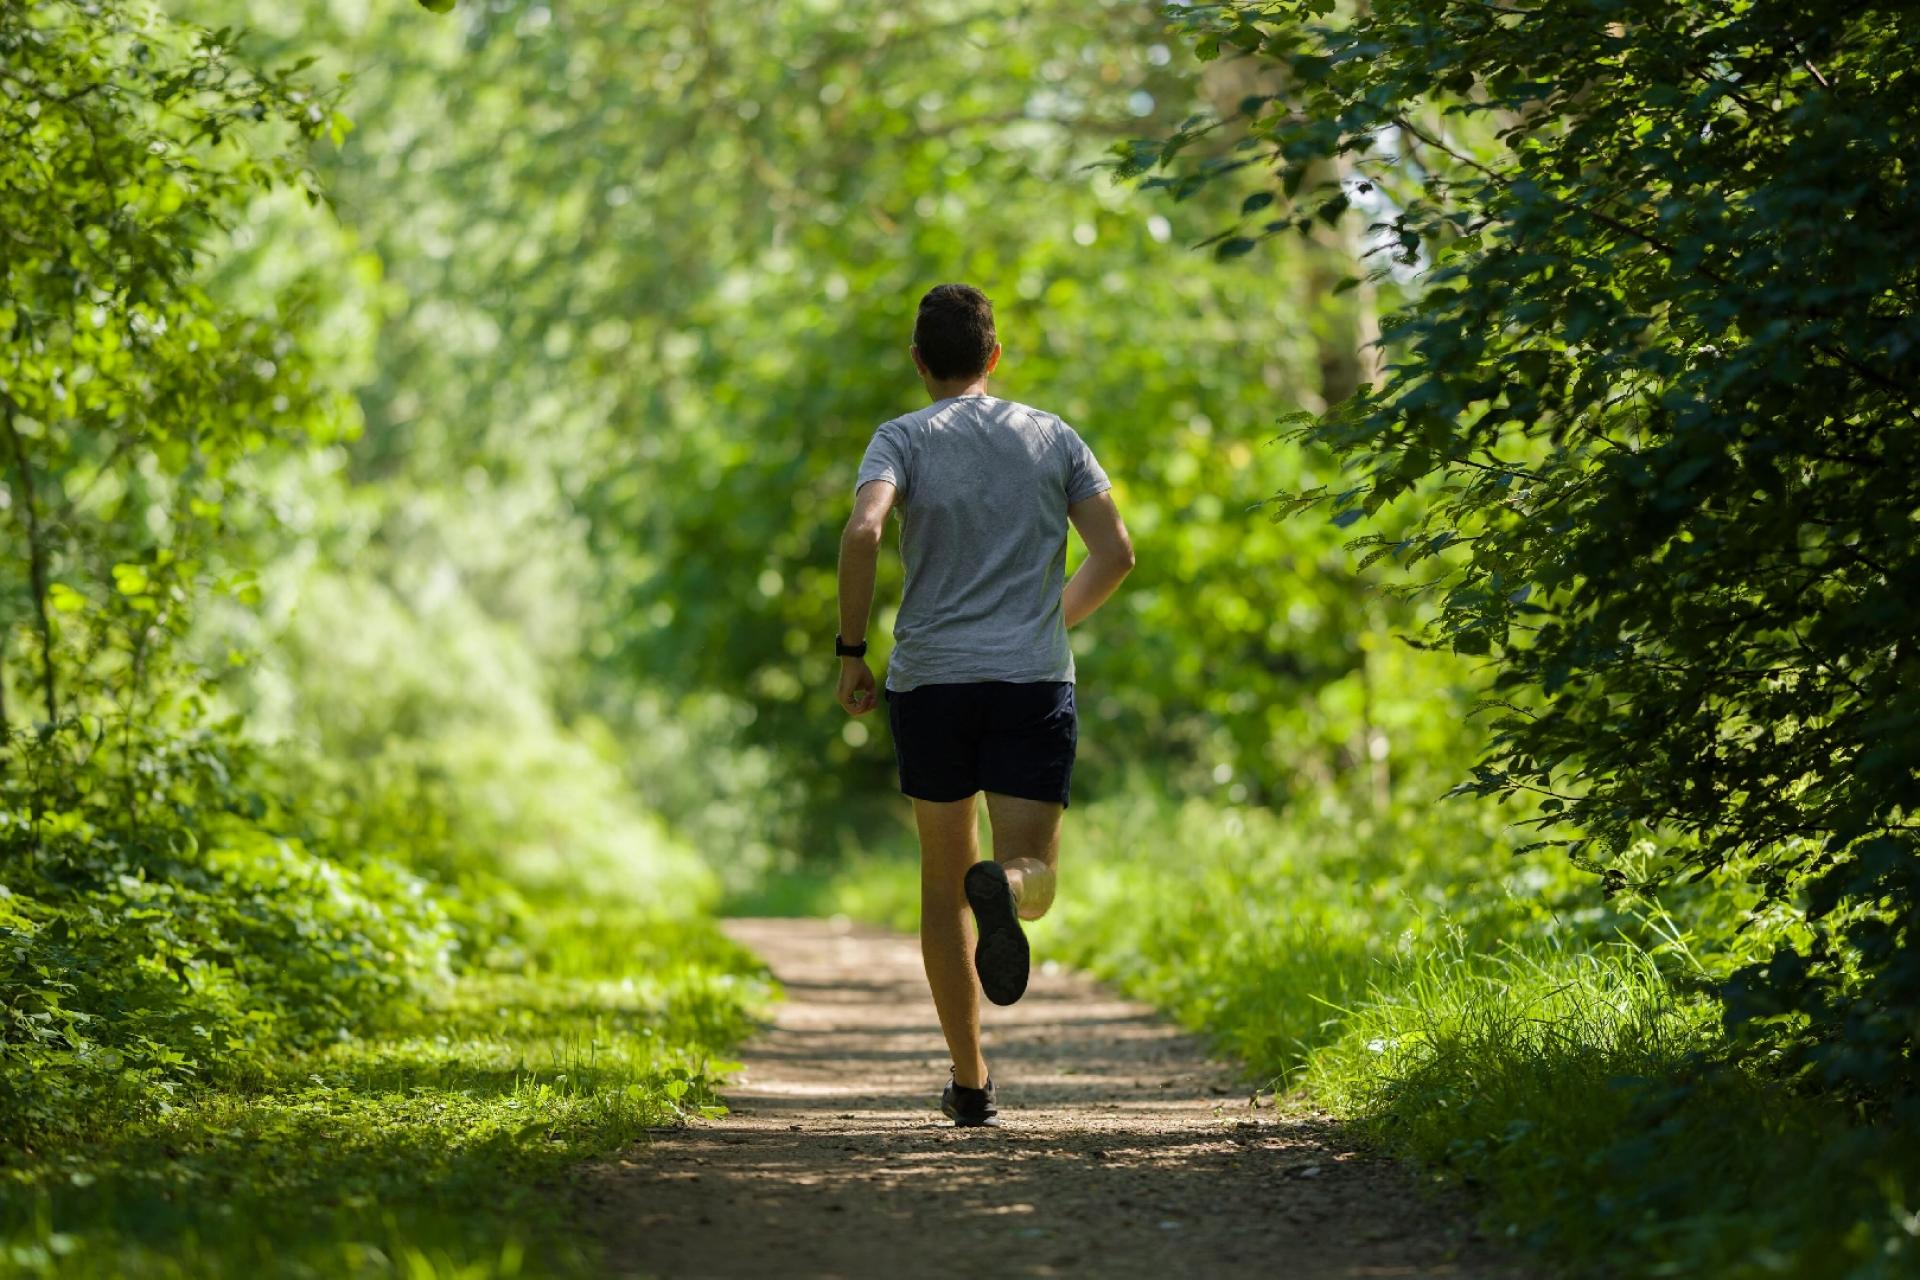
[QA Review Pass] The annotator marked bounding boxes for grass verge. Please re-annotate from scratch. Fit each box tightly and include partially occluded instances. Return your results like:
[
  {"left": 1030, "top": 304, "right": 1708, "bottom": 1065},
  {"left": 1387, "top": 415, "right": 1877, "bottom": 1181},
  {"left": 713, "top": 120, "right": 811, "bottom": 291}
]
[{"left": 0, "top": 907, "right": 768, "bottom": 1279}]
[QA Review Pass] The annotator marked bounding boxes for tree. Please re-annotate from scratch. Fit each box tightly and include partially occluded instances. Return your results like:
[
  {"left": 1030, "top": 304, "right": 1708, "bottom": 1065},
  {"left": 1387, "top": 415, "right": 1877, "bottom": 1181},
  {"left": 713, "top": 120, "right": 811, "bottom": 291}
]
[
  {"left": 1134, "top": 0, "right": 1920, "bottom": 1096},
  {"left": 0, "top": 0, "right": 462, "bottom": 1143},
  {"left": 1, "top": 0, "right": 341, "bottom": 794}
]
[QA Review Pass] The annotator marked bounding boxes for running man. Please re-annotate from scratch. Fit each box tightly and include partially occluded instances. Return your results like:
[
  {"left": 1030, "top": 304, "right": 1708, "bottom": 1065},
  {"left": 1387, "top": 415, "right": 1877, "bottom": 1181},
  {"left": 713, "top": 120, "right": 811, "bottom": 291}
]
[{"left": 833, "top": 283, "right": 1136, "bottom": 1128}]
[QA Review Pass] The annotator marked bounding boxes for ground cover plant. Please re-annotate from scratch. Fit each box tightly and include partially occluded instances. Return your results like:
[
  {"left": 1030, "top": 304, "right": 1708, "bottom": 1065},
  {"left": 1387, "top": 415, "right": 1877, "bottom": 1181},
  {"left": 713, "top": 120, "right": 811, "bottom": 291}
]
[{"left": 1, "top": 906, "right": 762, "bottom": 1278}]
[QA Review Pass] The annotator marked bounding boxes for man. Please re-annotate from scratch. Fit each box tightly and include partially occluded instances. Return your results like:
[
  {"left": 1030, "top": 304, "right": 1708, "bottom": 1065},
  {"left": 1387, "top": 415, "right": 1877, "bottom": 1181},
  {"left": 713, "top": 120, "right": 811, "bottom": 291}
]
[{"left": 834, "top": 283, "right": 1135, "bottom": 1128}]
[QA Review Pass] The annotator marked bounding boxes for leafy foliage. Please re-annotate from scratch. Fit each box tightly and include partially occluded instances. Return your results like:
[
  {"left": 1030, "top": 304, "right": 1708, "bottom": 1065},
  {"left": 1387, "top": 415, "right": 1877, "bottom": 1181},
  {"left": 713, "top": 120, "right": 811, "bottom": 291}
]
[
  {"left": 1137, "top": 0, "right": 1920, "bottom": 1099},
  {"left": 0, "top": 0, "right": 342, "bottom": 733},
  {"left": 0, "top": 0, "right": 729, "bottom": 1169},
  {"left": 11, "top": 0, "right": 1918, "bottom": 1275},
  {"left": 1, "top": 735, "right": 457, "bottom": 1147}
]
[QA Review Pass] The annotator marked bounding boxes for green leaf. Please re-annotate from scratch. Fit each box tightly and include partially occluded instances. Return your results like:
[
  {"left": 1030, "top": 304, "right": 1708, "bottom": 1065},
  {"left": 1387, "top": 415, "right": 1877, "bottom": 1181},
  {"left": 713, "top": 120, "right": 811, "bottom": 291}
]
[{"left": 112, "top": 564, "right": 151, "bottom": 595}]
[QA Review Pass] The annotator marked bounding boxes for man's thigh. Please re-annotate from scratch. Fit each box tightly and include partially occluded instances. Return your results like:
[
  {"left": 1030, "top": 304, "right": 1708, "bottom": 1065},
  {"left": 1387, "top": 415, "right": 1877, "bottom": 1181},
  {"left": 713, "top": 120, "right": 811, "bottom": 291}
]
[{"left": 983, "top": 792, "right": 1062, "bottom": 867}]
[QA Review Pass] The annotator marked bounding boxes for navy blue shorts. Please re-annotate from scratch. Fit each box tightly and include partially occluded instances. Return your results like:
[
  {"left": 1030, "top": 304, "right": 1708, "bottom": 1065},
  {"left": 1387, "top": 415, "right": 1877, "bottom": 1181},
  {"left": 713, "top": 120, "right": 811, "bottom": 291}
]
[{"left": 884, "top": 681, "right": 1076, "bottom": 807}]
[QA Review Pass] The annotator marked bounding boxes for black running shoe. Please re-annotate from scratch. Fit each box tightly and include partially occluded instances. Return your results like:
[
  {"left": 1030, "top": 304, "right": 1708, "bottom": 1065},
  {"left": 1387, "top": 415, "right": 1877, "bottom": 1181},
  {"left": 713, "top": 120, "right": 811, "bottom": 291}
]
[
  {"left": 941, "top": 1071, "right": 998, "bottom": 1128},
  {"left": 965, "top": 860, "right": 1030, "bottom": 1006}
]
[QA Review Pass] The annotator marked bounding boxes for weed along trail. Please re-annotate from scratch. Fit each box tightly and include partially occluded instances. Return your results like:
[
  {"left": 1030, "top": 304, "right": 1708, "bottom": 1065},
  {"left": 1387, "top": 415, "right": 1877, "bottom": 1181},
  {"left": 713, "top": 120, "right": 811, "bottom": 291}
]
[{"left": 580, "top": 918, "right": 1523, "bottom": 1279}]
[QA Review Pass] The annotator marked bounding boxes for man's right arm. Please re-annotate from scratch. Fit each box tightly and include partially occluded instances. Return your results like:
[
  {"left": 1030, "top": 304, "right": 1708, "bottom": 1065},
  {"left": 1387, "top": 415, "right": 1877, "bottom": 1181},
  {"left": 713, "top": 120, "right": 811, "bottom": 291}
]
[{"left": 1063, "top": 491, "right": 1135, "bottom": 627}]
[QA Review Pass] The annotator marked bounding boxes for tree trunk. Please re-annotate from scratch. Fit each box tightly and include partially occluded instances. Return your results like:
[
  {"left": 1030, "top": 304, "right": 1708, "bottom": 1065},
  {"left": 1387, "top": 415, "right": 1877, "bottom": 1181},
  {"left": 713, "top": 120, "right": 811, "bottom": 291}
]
[
  {"left": 1192, "top": 4, "right": 1383, "bottom": 407},
  {"left": 1357, "top": 601, "right": 1392, "bottom": 813},
  {"left": 0, "top": 623, "right": 11, "bottom": 771},
  {"left": 124, "top": 620, "right": 153, "bottom": 828},
  {"left": 2, "top": 396, "right": 58, "bottom": 725}
]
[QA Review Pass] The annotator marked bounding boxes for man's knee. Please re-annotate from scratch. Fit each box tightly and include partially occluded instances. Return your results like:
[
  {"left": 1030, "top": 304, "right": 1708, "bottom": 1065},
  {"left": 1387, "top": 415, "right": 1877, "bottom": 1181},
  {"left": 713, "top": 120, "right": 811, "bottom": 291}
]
[{"left": 1003, "top": 856, "right": 1056, "bottom": 920}]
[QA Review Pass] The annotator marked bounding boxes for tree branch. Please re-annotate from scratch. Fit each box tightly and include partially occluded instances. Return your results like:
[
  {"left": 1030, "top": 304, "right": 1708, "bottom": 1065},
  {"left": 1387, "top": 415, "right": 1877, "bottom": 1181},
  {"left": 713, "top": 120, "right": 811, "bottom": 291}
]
[{"left": 1, "top": 393, "right": 58, "bottom": 724}]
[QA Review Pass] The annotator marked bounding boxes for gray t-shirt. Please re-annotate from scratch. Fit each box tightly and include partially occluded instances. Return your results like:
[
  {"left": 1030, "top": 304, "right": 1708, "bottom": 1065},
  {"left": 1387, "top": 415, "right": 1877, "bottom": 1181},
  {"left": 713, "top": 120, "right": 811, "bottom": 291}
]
[{"left": 855, "top": 394, "right": 1111, "bottom": 692}]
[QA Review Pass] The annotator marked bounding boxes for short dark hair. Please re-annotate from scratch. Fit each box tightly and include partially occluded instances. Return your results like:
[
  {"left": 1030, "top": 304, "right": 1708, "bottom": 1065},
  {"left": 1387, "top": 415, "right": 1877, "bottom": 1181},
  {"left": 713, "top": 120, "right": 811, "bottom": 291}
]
[{"left": 913, "top": 284, "right": 996, "bottom": 381}]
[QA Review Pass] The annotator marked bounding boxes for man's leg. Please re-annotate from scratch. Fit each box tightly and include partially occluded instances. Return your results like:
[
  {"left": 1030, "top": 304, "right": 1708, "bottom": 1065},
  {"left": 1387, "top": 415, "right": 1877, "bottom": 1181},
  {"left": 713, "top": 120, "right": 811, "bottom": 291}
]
[
  {"left": 915, "top": 794, "right": 988, "bottom": 1088},
  {"left": 984, "top": 792, "right": 1063, "bottom": 920}
]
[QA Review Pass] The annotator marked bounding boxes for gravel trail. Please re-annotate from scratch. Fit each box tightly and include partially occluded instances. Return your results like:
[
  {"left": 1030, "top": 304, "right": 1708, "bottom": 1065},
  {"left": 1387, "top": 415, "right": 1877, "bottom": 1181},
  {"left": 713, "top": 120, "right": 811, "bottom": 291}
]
[{"left": 581, "top": 916, "right": 1528, "bottom": 1279}]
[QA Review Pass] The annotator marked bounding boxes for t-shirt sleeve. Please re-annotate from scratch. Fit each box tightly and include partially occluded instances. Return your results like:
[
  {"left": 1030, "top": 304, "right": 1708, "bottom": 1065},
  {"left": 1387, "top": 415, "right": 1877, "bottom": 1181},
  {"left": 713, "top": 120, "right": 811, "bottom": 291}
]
[
  {"left": 855, "top": 420, "right": 910, "bottom": 501},
  {"left": 1060, "top": 424, "right": 1112, "bottom": 505}
]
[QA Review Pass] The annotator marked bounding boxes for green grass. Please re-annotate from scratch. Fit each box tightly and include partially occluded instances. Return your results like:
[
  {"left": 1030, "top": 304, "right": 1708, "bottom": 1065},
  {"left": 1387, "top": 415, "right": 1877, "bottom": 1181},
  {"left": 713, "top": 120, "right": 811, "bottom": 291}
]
[
  {"left": 0, "top": 909, "right": 769, "bottom": 1279},
  {"left": 813, "top": 786, "right": 1920, "bottom": 1279},
  {"left": 1305, "top": 933, "right": 1919, "bottom": 1277}
]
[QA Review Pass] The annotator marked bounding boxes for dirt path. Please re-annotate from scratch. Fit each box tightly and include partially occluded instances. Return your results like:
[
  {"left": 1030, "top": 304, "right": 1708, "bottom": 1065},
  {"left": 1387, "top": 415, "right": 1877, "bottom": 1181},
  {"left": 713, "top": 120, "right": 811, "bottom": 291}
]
[{"left": 581, "top": 917, "right": 1527, "bottom": 1279}]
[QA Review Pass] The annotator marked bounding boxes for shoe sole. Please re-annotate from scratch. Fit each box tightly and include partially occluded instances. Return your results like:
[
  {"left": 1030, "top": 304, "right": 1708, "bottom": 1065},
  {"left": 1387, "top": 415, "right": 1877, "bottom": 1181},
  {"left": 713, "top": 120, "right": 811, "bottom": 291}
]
[{"left": 965, "top": 861, "right": 1030, "bottom": 1006}]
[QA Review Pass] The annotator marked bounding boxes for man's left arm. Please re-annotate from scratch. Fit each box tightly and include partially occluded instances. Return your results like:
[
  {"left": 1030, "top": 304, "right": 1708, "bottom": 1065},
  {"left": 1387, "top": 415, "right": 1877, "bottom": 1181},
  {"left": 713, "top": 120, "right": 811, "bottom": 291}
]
[{"left": 836, "top": 479, "right": 897, "bottom": 716}]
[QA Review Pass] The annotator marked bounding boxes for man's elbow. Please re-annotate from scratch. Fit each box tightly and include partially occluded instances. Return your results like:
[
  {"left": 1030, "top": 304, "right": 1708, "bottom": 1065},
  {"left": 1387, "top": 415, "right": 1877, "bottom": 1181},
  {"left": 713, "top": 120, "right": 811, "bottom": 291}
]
[
  {"left": 1112, "top": 538, "right": 1137, "bottom": 575},
  {"left": 842, "top": 518, "right": 886, "bottom": 552}
]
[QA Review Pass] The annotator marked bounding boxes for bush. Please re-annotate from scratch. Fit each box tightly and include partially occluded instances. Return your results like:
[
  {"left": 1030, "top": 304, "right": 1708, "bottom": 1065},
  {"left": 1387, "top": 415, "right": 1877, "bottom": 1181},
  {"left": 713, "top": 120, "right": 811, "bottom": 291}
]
[{"left": 0, "top": 728, "right": 456, "bottom": 1148}]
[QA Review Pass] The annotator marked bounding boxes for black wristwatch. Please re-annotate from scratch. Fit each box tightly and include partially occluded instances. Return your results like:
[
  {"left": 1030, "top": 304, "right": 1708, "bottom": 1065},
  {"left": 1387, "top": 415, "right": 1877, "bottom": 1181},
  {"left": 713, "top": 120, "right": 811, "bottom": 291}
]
[{"left": 835, "top": 634, "right": 868, "bottom": 658}]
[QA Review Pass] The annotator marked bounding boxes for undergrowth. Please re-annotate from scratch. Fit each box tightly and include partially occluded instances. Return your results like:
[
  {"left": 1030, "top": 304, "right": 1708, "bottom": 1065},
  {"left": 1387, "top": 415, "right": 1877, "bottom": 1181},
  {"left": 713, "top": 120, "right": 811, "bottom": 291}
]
[{"left": 0, "top": 907, "right": 767, "bottom": 1279}]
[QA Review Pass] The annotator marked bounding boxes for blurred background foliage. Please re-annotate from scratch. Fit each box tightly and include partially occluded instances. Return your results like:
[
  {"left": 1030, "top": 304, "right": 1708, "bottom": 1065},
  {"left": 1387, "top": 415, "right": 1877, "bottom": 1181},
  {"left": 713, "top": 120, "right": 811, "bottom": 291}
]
[{"left": 177, "top": 0, "right": 1471, "bottom": 879}]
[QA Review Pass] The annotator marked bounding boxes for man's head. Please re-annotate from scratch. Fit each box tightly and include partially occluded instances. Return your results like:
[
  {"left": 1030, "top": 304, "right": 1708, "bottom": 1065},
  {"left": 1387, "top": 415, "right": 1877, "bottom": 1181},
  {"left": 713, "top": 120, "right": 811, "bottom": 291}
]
[{"left": 911, "top": 283, "right": 1001, "bottom": 390}]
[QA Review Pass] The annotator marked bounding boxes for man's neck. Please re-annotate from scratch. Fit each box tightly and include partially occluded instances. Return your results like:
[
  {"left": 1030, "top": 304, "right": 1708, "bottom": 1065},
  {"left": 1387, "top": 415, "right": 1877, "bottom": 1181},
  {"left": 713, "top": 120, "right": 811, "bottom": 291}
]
[{"left": 926, "top": 377, "right": 991, "bottom": 402}]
